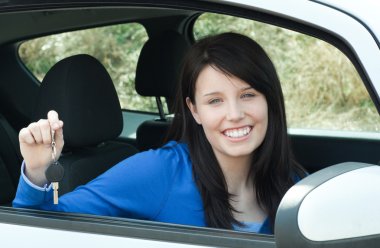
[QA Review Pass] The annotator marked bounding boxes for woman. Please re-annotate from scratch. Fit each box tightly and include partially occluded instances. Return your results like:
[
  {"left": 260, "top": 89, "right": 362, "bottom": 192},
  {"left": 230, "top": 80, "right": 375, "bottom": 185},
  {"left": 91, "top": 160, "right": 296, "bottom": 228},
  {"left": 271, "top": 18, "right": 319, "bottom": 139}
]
[{"left": 13, "top": 32, "right": 307, "bottom": 234}]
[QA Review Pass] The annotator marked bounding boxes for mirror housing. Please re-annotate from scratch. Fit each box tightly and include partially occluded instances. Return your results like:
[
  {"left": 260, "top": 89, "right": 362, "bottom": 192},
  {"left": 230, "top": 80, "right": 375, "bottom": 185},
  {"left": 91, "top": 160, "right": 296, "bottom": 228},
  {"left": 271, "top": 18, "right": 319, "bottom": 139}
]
[{"left": 275, "top": 162, "right": 380, "bottom": 248}]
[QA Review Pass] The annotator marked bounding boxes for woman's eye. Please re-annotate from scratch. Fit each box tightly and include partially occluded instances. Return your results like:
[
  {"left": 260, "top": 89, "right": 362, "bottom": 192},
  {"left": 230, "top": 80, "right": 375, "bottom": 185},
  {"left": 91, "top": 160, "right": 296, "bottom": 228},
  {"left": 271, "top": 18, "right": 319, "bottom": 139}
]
[
  {"left": 208, "top": 98, "right": 222, "bottom": 104},
  {"left": 241, "top": 93, "right": 256, "bottom": 99}
]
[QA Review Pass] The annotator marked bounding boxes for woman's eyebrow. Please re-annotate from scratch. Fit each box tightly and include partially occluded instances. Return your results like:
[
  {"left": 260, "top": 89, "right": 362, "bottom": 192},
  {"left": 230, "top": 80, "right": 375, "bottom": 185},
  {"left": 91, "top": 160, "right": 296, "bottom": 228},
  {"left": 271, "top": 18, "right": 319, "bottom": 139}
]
[
  {"left": 203, "top": 87, "right": 253, "bottom": 97},
  {"left": 203, "top": 91, "right": 220, "bottom": 97},
  {"left": 241, "top": 86, "right": 254, "bottom": 91}
]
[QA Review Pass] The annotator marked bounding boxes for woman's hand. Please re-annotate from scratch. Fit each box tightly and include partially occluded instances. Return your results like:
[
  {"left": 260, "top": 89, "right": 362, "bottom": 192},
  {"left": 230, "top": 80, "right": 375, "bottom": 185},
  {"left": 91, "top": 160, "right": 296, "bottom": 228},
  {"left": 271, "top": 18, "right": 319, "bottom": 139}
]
[{"left": 19, "top": 110, "right": 64, "bottom": 186}]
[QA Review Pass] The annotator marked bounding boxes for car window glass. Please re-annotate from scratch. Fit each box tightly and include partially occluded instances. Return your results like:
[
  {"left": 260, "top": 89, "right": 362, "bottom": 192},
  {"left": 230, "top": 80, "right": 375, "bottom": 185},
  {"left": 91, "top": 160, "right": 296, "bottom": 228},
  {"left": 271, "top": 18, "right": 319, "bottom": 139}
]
[
  {"left": 194, "top": 13, "right": 380, "bottom": 133},
  {"left": 18, "top": 23, "right": 162, "bottom": 113}
]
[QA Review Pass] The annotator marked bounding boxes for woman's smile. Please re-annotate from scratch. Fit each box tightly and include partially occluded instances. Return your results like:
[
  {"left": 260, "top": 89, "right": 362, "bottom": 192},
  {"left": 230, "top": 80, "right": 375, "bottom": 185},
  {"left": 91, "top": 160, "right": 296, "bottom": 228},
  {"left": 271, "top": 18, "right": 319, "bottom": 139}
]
[{"left": 222, "top": 125, "right": 252, "bottom": 140}]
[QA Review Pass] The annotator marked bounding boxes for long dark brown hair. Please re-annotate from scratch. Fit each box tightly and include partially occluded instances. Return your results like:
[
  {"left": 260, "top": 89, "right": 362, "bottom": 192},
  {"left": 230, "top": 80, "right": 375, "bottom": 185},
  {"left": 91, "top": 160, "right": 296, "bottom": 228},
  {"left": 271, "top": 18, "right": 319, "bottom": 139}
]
[{"left": 167, "top": 32, "right": 307, "bottom": 232}]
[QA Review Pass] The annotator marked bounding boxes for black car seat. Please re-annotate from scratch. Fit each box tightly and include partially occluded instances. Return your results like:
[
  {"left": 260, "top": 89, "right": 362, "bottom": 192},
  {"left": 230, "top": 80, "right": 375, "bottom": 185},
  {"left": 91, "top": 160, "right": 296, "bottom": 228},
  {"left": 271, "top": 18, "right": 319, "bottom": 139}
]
[
  {"left": 135, "top": 31, "right": 190, "bottom": 151},
  {"left": 0, "top": 114, "right": 22, "bottom": 205},
  {"left": 33, "top": 54, "right": 138, "bottom": 195}
]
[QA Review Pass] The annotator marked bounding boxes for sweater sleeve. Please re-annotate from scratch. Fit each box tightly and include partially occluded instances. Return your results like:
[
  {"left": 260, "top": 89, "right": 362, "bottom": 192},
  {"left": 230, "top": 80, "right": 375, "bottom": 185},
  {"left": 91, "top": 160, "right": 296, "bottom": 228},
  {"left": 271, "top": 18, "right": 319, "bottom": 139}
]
[{"left": 13, "top": 144, "right": 180, "bottom": 220}]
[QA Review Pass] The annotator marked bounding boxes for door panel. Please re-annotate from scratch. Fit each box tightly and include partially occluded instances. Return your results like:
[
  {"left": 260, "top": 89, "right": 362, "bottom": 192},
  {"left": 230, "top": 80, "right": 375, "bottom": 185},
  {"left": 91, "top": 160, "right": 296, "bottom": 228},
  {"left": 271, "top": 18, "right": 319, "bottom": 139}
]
[{"left": 291, "top": 131, "right": 380, "bottom": 173}]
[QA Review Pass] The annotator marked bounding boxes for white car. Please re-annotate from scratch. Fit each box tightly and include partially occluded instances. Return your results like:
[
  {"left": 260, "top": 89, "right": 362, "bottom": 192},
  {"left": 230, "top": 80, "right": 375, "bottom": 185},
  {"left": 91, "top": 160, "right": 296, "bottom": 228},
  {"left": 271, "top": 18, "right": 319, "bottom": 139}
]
[{"left": 0, "top": 0, "right": 379, "bottom": 247}]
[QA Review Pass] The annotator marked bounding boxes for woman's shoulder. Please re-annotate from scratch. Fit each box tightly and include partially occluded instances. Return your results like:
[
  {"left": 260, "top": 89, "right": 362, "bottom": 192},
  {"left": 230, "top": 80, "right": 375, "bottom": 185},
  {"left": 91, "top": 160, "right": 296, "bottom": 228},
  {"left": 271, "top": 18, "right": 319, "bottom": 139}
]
[
  {"left": 145, "top": 140, "right": 189, "bottom": 160},
  {"left": 122, "top": 140, "right": 190, "bottom": 170},
  {"left": 161, "top": 140, "right": 189, "bottom": 156}
]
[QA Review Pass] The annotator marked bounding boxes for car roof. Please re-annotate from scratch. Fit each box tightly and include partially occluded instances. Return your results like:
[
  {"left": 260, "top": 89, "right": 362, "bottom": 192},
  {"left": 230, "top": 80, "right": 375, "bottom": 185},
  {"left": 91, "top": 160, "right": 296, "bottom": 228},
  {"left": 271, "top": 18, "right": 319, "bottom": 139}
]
[{"left": 316, "top": 0, "right": 380, "bottom": 44}]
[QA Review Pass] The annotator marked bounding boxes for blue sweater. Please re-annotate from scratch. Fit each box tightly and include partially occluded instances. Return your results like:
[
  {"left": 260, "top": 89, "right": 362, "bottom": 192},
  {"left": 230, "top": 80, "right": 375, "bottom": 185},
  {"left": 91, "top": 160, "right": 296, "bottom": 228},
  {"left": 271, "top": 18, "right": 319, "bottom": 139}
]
[{"left": 13, "top": 141, "right": 271, "bottom": 234}]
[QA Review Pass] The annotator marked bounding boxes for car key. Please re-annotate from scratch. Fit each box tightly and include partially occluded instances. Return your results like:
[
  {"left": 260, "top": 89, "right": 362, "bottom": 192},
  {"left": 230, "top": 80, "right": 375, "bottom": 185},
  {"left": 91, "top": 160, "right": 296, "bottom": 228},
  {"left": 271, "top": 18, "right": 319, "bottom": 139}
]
[{"left": 45, "top": 130, "right": 64, "bottom": 204}]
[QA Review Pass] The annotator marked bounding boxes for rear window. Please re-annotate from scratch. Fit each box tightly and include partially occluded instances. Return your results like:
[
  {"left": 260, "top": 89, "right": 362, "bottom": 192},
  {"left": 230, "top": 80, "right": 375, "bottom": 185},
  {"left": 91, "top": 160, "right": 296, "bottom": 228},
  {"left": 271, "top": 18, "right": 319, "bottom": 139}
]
[{"left": 18, "top": 23, "right": 160, "bottom": 113}]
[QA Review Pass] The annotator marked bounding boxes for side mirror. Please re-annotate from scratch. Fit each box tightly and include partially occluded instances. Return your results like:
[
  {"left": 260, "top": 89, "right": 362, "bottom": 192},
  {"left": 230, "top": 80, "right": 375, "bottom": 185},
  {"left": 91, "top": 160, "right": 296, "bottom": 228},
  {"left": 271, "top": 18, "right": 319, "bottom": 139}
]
[{"left": 275, "top": 162, "right": 380, "bottom": 248}]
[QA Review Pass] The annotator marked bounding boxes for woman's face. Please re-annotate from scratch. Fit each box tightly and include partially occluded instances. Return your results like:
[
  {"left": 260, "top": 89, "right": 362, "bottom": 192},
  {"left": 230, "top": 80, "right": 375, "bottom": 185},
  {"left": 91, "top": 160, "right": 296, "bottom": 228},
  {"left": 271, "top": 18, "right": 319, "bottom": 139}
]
[{"left": 187, "top": 65, "right": 268, "bottom": 164}]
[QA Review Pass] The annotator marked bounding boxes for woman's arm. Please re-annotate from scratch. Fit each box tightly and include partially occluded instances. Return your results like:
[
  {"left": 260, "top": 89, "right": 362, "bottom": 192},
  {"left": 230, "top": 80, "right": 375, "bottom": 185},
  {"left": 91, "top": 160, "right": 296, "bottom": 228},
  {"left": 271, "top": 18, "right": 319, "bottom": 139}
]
[{"left": 13, "top": 144, "right": 178, "bottom": 220}]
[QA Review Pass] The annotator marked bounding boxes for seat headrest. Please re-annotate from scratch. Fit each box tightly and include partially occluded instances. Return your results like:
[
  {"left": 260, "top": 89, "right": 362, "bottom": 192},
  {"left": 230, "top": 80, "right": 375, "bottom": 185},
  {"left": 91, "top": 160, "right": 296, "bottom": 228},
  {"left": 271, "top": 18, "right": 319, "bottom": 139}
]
[
  {"left": 135, "top": 31, "right": 190, "bottom": 98},
  {"left": 33, "top": 54, "right": 122, "bottom": 148}
]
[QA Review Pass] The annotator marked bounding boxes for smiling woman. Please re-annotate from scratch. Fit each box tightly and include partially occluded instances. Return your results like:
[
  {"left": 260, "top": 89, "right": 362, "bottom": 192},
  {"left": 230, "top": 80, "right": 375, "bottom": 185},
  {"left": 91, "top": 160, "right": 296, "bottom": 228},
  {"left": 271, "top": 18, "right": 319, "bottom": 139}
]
[
  {"left": 187, "top": 65, "right": 269, "bottom": 225},
  {"left": 13, "top": 32, "right": 307, "bottom": 235},
  {"left": 167, "top": 32, "right": 307, "bottom": 231}
]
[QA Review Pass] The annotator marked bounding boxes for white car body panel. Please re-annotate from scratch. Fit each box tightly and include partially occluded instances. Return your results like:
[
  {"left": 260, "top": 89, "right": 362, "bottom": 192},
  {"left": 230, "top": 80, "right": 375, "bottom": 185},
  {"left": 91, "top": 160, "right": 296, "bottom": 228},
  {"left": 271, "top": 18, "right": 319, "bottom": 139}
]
[{"left": 1, "top": 222, "right": 210, "bottom": 248}]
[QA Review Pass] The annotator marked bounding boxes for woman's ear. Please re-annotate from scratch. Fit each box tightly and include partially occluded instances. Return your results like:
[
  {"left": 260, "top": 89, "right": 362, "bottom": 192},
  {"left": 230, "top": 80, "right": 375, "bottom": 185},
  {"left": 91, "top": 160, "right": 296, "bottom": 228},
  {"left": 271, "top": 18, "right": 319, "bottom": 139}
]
[{"left": 186, "top": 97, "right": 202, "bottom": 124}]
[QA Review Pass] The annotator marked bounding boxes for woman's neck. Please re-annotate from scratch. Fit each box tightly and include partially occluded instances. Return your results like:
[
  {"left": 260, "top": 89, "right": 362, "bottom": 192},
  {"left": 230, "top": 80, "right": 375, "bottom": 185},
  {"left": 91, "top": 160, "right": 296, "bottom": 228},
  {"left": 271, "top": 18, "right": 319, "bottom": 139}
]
[
  {"left": 215, "top": 153, "right": 253, "bottom": 195},
  {"left": 214, "top": 152, "right": 267, "bottom": 223}
]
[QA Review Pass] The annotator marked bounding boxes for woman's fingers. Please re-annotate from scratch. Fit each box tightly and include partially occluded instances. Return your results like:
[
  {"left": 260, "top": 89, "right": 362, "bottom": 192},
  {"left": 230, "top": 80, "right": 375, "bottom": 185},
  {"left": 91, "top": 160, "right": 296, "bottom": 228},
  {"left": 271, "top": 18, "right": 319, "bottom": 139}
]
[
  {"left": 19, "top": 110, "right": 64, "bottom": 149},
  {"left": 19, "top": 127, "right": 35, "bottom": 144},
  {"left": 19, "top": 111, "right": 64, "bottom": 145},
  {"left": 47, "top": 110, "right": 62, "bottom": 131},
  {"left": 38, "top": 119, "right": 52, "bottom": 145},
  {"left": 27, "top": 122, "right": 43, "bottom": 144},
  {"left": 55, "top": 120, "right": 64, "bottom": 139},
  {"left": 21, "top": 121, "right": 50, "bottom": 145}
]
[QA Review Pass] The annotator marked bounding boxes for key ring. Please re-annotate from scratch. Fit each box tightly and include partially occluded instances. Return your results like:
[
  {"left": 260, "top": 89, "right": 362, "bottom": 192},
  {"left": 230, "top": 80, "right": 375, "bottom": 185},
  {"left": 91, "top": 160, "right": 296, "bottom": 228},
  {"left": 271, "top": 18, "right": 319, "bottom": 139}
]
[{"left": 51, "top": 130, "right": 57, "bottom": 162}]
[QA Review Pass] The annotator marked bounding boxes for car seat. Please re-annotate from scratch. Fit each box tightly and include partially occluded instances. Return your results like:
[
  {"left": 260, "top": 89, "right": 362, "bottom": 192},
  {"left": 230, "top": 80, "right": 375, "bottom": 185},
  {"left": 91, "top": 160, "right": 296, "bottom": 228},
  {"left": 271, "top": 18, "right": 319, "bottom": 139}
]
[
  {"left": 0, "top": 113, "right": 22, "bottom": 205},
  {"left": 33, "top": 54, "right": 138, "bottom": 195},
  {"left": 135, "top": 30, "right": 190, "bottom": 151}
]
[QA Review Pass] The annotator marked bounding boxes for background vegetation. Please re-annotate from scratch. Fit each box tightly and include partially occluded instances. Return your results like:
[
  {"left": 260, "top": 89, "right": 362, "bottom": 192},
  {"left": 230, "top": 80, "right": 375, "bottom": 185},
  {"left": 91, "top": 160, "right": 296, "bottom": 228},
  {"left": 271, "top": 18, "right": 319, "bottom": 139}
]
[{"left": 19, "top": 13, "right": 380, "bottom": 132}]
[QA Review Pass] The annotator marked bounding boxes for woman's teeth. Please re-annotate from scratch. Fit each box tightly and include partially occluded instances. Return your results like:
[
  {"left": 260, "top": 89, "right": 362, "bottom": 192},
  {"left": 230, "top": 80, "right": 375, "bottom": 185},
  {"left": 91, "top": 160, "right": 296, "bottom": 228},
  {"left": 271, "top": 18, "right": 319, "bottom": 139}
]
[{"left": 224, "top": 126, "right": 251, "bottom": 138}]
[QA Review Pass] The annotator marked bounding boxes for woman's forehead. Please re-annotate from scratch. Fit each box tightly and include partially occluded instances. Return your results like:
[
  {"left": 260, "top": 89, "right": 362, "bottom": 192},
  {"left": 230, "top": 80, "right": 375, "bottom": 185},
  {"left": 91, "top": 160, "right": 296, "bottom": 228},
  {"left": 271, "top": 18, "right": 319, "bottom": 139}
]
[{"left": 195, "top": 65, "right": 252, "bottom": 95}]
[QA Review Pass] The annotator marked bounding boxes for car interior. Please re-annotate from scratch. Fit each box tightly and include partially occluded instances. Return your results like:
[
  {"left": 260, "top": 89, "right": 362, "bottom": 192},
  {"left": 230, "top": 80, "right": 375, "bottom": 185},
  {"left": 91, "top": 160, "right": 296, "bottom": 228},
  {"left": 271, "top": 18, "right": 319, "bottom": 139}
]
[
  {"left": 0, "top": 4, "right": 379, "bottom": 214},
  {"left": 135, "top": 30, "right": 190, "bottom": 151},
  {"left": 33, "top": 54, "right": 139, "bottom": 195}
]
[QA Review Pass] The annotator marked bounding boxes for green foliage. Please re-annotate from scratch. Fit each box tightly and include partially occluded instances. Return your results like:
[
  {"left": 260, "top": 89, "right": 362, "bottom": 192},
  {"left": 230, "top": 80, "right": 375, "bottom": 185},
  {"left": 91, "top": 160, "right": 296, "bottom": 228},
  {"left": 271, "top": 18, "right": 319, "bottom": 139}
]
[{"left": 19, "top": 13, "right": 380, "bottom": 132}]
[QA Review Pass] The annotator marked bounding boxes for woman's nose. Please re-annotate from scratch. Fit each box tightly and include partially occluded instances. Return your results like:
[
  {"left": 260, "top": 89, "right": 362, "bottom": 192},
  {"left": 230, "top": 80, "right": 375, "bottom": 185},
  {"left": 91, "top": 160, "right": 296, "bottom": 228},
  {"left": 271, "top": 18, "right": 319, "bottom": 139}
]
[{"left": 226, "top": 102, "right": 245, "bottom": 121}]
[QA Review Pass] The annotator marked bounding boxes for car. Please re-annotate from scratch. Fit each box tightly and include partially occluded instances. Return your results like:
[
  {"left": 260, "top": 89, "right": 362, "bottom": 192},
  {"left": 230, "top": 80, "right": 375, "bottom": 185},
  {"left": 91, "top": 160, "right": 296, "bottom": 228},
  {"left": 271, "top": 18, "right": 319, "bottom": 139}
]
[{"left": 0, "top": 0, "right": 379, "bottom": 247}]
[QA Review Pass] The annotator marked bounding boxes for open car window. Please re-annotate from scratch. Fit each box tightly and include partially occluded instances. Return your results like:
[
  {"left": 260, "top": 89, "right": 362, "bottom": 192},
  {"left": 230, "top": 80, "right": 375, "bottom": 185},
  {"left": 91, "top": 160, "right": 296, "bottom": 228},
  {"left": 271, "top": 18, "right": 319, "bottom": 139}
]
[{"left": 194, "top": 13, "right": 380, "bottom": 133}]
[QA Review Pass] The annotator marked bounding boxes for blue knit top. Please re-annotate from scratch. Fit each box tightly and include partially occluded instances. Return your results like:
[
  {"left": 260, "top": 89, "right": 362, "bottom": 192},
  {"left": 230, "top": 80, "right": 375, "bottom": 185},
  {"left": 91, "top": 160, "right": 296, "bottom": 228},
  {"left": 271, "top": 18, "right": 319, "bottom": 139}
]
[{"left": 13, "top": 141, "right": 271, "bottom": 234}]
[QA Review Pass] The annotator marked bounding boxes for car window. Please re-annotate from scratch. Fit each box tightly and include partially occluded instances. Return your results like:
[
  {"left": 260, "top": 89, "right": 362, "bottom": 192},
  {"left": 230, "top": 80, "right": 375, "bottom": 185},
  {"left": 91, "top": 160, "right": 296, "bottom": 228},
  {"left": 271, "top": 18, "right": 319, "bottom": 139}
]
[
  {"left": 193, "top": 13, "right": 380, "bottom": 133},
  {"left": 18, "top": 22, "right": 161, "bottom": 113}
]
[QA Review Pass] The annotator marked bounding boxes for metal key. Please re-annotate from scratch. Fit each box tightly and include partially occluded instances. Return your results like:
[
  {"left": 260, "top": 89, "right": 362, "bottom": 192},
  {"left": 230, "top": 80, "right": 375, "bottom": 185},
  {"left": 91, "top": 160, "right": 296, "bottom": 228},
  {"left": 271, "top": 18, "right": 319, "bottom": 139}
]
[{"left": 45, "top": 130, "right": 64, "bottom": 204}]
